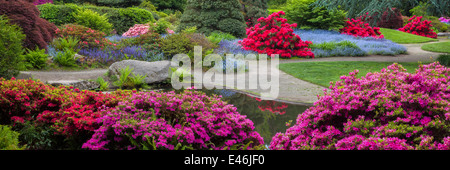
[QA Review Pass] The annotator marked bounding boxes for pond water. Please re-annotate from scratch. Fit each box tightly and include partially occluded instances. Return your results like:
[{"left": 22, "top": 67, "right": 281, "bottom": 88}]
[{"left": 186, "top": 89, "right": 311, "bottom": 145}]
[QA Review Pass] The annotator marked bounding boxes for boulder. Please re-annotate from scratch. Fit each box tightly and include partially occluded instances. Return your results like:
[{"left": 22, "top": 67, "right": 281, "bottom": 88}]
[
  {"left": 108, "top": 60, "right": 176, "bottom": 84},
  {"left": 48, "top": 80, "right": 100, "bottom": 90}
]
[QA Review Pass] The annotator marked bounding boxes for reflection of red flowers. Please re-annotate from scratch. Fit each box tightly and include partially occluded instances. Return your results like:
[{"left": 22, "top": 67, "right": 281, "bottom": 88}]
[{"left": 248, "top": 95, "right": 288, "bottom": 115}]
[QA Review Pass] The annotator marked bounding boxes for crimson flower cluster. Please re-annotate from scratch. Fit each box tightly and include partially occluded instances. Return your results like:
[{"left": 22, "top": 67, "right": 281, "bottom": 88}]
[
  {"left": 270, "top": 62, "right": 450, "bottom": 150},
  {"left": 340, "top": 18, "right": 384, "bottom": 39},
  {"left": 240, "top": 11, "right": 314, "bottom": 58},
  {"left": 399, "top": 15, "right": 437, "bottom": 39}
]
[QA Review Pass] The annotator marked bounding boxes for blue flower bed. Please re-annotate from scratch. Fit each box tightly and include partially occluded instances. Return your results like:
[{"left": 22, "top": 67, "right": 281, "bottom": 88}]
[
  {"left": 78, "top": 46, "right": 165, "bottom": 64},
  {"left": 294, "top": 29, "right": 407, "bottom": 57}
]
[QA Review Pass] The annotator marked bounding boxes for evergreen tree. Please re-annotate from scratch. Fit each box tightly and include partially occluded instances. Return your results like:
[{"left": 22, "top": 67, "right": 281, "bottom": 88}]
[
  {"left": 178, "top": 0, "right": 247, "bottom": 38},
  {"left": 240, "top": 0, "right": 269, "bottom": 27}
]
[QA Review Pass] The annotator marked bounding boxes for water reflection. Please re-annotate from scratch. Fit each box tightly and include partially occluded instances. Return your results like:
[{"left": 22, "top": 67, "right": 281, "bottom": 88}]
[{"left": 197, "top": 89, "right": 311, "bottom": 145}]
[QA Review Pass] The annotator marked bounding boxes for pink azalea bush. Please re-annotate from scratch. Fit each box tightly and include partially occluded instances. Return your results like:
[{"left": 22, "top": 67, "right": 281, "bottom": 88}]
[
  {"left": 122, "top": 24, "right": 151, "bottom": 37},
  {"left": 270, "top": 62, "right": 450, "bottom": 150},
  {"left": 82, "top": 90, "right": 264, "bottom": 150}
]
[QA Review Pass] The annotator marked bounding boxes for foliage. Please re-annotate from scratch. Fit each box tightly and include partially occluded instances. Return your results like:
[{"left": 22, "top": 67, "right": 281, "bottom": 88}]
[
  {"left": 82, "top": 90, "right": 264, "bottom": 150},
  {"left": 113, "top": 66, "right": 147, "bottom": 89},
  {"left": 207, "top": 32, "right": 237, "bottom": 45},
  {"left": 437, "top": 54, "right": 450, "bottom": 67},
  {"left": 96, "top": 77, "right": 109, "bottom": 91},
  {"left": 178, "top": 0, "right": 247, "bottom": 38},
  {"left": 33, "top": 0, "right": 53, "bottom": 5},
  {"left": 38, "top": 4, "right": 156, "bottom": 34},
  {"left": 74, "top": 9, "right": 113, "bottom": 34},
  {"left": 95, "top": 0, "right": 143, "bottom": 8},
  {"left": 54, "top": 48, "right": 78, "bottom": 67},
  {"left": 37, "top": 3, "right": 80, "bottom": 25},
  {"left": 271, "top": 62, "right": 450, "bottom": 150},
  {"left": 150, "top": 18, "right": 173, "bottom": 34},
  {"left": 51, "top": 36, "right": 80, "bottom": 52},
  {"left": 399, "top": 16, "right": 437, "bottom": 39},
  {"left": 0, "top": 125, "right": 25, "bottom": 150},
  {"left": 340, "top": 17, "right": 384, "bottom": 39},
  {"left": 240, "top": 0, "right": 269, "bottom": 27},
  {"left": 160, "top": 32, "right": 216, "bottom": 59},
  {"left": 146, "top": 0, "right": 187, "bottom": 12},
  {"left": 56, "top": 24, "right": 112, "bottom": 49},
  {"left": 376, "top": 8, "right": 404, "bottom": 29},
  {"left": 240, "top": 11, "right": 315, "bottom": 58},
  {"left": 0, "top": 0, "right": 57, "bottom": 50},
  {"left": 24, "top": 47, "right": 49, "bottom": 70},
  {"left": 0, "top": 15, "right": 26, "bottom": 79},
  {"left": 283, "top": 0, "right": 347, "bottom": 31}
]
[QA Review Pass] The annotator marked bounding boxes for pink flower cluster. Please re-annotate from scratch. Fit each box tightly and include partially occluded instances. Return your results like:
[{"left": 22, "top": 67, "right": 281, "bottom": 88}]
[
  {"left": 439, "top": 17, "right": 450, "bottom": 24},
  {"left": 239, "top": 11, "right": 314, "bottom": 58},
  {"left": 399, "top": 15, "right": 437, "bottom": 39},
  {"left": 122, "top": 24, "right": 151, "bottom": 37},
  {"left": 82, "top": 90, "right": 264, "bottom": 150},
  {"left": 270, "top": 62, "right": 450, "bottom": 150}
]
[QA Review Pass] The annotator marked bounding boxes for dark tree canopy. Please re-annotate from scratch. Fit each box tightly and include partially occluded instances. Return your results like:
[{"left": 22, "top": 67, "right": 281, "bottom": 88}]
[
  {"left": 178, "top": 0, "right": 247, "bottom": 38},
  {"left": 240, "top": 0, "right": 269, "bottom": 27}
]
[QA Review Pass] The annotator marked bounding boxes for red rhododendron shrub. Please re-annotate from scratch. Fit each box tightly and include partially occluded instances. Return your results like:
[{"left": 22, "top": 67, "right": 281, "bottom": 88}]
[
  {"left": 340, "top": 18, "right": 384, "bottom": 39},
  {"left": 239, "top": 11, "right": 314, "bottom": 58},
  {"left": 399, "top": 15, "right": 437, "bottom": 39},
  {"left": 0, "top": 78, "right": 132, "bottom": 137},
  {"left": 0, "top": 0, "right": 57, "bottom": 50},
  {"left": 270, "top": 62, "right": 450, "bottom": 150},
  {"left": 56, "top": 24, "right": 113, "bottom": 49},
  {"left": 82, "top": 90, "right": 264, "bottom": 150}
]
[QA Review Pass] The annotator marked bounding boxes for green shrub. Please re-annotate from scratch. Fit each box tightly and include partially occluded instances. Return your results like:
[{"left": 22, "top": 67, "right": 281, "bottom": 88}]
[
  {"left": 0, "top": 15, "right": 26, "bottom": 79},
  {"left": 38, "top": 4, "right": 155, "bottom": 34},
  {"left": 24, "top": 47, "right": 49, "bottom": 70},
  {"left": 0, "top": 125, "right": 25, "bottom": 150},
  {"left": 37, "top": 3, "right": 81, "bottom": 26},
  {"left": 146, "top": 0, "right": 187, "bottom": 12},
  {"left": 437, "top": 54, "right": 450, "bottom": 67},
  {"left": 240, "top": 0, "right": 269, "bottom": 27},
  {"left": 74, "top": 9, "right": 113, "bottom": 34},
  {"left": 54, "top": 48, "right": 78, "bottom": 67},
  {"left": 160, "top": 32, "right": 216, "bottom": 60},
  {"left": 178, "top": 0, "right": 247, "bottom": 38},
  {"left": 51, "top": 36, "right": 80, "bottom": 52},
  {"left": 96, "top": 0, "right": 143, "bottom": 8},
  {"left": 151, "top": 18, "right": 172, "bottom": 34},
  {"left": 283, "top": 0, "right": 347, "bottom": 31},
  {"left": 207, "top": 32, "right": 236, "bottom": 45},
  {"left": 441, "top": 25, "right": 448, "bottom": 32}
]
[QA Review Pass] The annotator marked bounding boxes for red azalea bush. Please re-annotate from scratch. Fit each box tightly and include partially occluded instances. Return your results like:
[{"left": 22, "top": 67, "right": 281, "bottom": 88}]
[
  {"left": 240, "top": 11, "right": 314, "bottom": 58},
  {"left": 56, "top": 24, "right": 112, "bottom": 49},
  {"left": 82, "top": 90, "right": 264, "bottom": 150},
  {"left": 399, "top": 15, "right": 437, "bottom": 39},
  {"left": 0, "top": 78, "right": 132, "bottom": 137},
  {"left": 270, "top": 62, "right": 450, "bottom": 150},
  {"left": 340, "top": 18, "right": 384, "bottom": 39}
]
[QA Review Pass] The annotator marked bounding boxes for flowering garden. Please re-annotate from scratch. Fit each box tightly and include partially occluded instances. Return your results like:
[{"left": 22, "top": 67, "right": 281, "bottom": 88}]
[{"left": 0, "top": 0, "right": 449, "bottom": 150}]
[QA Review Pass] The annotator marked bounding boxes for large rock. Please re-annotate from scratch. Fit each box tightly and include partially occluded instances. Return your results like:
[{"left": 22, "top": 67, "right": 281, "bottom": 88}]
[
  {"left": 109, "top": 60, "right": 175, "bottom": 84},
  {"left": 48, "top": 80, "right": 100, "bottom": 90}
]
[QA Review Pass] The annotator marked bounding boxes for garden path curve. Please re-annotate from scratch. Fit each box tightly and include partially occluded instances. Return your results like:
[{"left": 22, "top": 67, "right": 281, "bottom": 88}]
[{"left": 18, "top": 39, "right": 448, "bottom": 105}]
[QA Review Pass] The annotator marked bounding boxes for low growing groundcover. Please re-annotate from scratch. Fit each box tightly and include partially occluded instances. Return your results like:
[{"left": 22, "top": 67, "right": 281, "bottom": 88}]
[
  {"left": 379, "top": 28, "right": 438, "bottom": 44},
  {"left": 421, "top": 41, "right": 450, "bottom": 53},
  {"left": 278, "top": 61, "right": 428, "bottom": 87}
]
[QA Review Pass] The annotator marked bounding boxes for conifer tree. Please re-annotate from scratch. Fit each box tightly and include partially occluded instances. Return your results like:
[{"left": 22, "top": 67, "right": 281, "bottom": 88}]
[{"left": 178, "top": 0, "right": 247, "bottom": 38}]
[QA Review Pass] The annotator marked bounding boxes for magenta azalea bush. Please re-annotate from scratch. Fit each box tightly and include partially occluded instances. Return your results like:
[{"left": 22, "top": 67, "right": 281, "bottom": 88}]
[
  {"left": 270, "top": 62, "right": 450, "bottom": 150},
  {"left": 82, "top": 90, "right": 264, "bottom": 150}
]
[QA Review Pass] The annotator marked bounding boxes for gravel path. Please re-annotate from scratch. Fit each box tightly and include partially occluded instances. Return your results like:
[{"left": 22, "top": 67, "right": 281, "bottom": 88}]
[{"left": 18, "top": 39, "right": 447, "bottom": 105}]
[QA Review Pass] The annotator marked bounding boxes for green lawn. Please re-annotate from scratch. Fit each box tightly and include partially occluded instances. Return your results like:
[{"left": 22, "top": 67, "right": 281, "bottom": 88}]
[
  {"left": 422, "top": 41, "right": 450, "bottom": 53},
  {"left": 278, "top": 61, "right": 427, "bottom": 87},
  {"left": 380, "top": 28, "right": 438, "bottom": 44}
]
